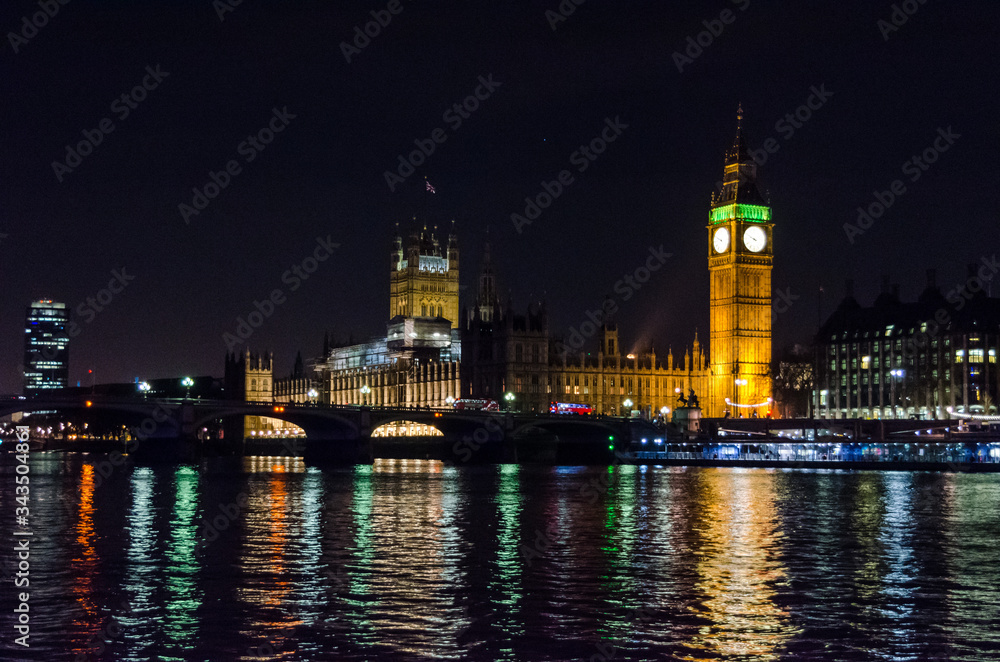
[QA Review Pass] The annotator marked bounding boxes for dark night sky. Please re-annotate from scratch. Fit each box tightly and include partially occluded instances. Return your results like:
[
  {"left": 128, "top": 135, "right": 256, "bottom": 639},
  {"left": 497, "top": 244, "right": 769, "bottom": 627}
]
[{"left": 2, "top": 0, "right": 997, "bottom": 392}]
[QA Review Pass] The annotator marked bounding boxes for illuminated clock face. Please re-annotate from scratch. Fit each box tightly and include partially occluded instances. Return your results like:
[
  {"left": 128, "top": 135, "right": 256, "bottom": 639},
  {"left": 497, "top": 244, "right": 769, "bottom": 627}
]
[
  {"left": 743, "top": 226, "right": 767, "bottom": 252},
  {"left": 713, "top": 227, "right": 730, "bottom": 253}
]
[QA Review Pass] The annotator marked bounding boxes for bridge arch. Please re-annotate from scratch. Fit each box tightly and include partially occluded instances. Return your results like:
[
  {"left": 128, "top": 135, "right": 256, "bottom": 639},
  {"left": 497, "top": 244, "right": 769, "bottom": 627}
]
[
  {"left": 189, "top": 406, "right": 360, "bottom": 440},
  {"left": 371, "top": 420, "right": 444, "bottom": 437}
]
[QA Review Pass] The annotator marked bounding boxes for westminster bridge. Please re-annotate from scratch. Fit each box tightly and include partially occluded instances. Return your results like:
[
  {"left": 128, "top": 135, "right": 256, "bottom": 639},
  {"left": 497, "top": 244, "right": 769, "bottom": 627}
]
[
  {"left": 0, "top": 394, "right": 641, "bottom": 463},
  {"left": 4, "top": 394, "right": 996, "bottom": 466}
]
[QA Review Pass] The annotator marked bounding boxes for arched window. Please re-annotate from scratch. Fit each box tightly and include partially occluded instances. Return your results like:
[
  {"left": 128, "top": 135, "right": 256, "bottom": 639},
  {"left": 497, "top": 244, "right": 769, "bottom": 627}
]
[
  {"left": 437, "top": 305, "right": 443, "bottom": 317},
  {"left": 251, "top": 379, "right": 256, "bottom": 389},
  {"left": 421, "top": 304, "right": 427, "bottom": 316}
]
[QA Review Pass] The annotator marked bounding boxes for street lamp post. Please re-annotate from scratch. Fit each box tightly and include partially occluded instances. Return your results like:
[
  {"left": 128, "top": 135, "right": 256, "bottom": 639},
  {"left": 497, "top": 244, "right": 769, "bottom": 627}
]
[
  {"left": 360, "top": 384, "right": 371, "bottom": 407},
  {"left": 504, "top": 392, "right": 515, "bottom": 412},
  {"left": 734, "top": 378, "right": 747, "bottom": 416},
  {"left": 307, "top": 388, "right": 318, "bottom": 406},
  {"left": 181, "top": 377, "right": 194, "bottom": 399},
  {"left": 623, "top": 398, "right": 633, "bottom": 418}
]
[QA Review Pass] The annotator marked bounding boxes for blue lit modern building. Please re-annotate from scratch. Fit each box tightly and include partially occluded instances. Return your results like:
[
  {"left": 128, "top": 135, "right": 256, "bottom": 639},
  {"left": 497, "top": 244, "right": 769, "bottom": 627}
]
[{"left": 23, "top": 299, "right": 70, "bottom": 394}]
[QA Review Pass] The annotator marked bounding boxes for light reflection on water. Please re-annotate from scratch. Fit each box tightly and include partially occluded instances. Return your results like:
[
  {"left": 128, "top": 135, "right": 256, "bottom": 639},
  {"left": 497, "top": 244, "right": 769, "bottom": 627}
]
[
  {"left": 68, "top": 463, "right": 99, "bottom": 658},
  {"left": 686, "top": 469, "right": 796, "bottom": 661},
  {"left": 163, "top": 466, "right": 201, "bottom": 652},
  {"left": 1, "top": 459, "right": 1000, "bottom": 661}
]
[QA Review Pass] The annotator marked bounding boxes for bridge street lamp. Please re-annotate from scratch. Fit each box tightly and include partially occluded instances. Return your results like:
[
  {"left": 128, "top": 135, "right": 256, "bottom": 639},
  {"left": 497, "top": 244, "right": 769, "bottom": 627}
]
[
  {"left": 181, "top": 377, "right": 194, "bottom": 399},
  {"left": 360, "top": 384, "right": 371, "bottom": 407},
  {"left": 504, "top": 392, "right": 515, "bottom": 412},
  {"left": 307, "top": 388, "right": 318, "bottom": 406},
  {"left": 623, "top": 398, "right": 633, "bottom": 417}
]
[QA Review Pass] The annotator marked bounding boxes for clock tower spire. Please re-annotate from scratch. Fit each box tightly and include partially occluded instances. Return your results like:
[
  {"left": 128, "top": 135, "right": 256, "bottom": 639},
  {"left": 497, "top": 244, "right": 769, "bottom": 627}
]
[{"left": 708, "top": 107, "right": 774, "bottom": 417}]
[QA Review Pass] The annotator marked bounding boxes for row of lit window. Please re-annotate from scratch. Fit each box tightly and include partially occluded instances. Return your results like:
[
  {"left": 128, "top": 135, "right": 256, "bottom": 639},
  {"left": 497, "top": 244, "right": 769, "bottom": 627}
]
[
  {"left": 831, "top": 327, "right": 987, "bottom": 341},
  {"left": 833, "top": 349, "right": 997, "bottom": 371},
  {"left": 837, "top": 368, "right": 988, "bottom": 386},
  {"left": 829, "top": 335, "right": 990, "bottom": 354},
  {"left": 512, "top": 373, "right": 689, "bottom": 396}
]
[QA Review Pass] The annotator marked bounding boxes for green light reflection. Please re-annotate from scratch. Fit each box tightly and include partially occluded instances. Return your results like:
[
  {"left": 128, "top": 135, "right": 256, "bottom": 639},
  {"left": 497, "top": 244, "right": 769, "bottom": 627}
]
[
  {"left": 163, "top": 466, "right": 202, "bottom": 652},
  {"left": 347, "top": 464, "right": 374, "bottom": 642},
  {"left": 495, "top": 464, "right": 524, "bottom": 622},
  {"left": 597, "top": 465, "right": 639, "bottom": 645}
]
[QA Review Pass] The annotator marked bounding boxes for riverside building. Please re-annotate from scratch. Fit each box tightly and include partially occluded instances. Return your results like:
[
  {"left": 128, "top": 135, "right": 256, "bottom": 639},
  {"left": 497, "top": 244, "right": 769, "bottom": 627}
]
[{"left": 815, "top": 272, "right": 1000, "bottom": 420}]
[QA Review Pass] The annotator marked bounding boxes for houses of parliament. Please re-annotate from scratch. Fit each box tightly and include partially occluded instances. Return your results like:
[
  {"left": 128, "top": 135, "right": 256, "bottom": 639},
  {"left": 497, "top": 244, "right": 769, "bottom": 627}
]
[{"left": 227, "top": 112, "right": 775, "bottom": 433}]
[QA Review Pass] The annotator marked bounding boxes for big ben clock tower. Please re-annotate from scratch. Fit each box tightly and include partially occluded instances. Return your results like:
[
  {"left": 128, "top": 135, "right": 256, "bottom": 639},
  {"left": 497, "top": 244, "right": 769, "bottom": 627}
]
[{"left": 708, "top": 107, "right": 773, "bottom": 417}]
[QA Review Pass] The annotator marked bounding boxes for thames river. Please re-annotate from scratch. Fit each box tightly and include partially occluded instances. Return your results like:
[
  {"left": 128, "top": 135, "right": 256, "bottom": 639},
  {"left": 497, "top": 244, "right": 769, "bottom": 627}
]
[{"left": 2, "top": 457, "right": 1000, "bottom": 661}]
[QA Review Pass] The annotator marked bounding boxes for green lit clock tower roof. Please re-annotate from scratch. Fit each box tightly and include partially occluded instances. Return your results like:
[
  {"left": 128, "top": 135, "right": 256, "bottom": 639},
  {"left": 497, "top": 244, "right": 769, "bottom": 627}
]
[{"left": 710, "top": 105, "right": 771, "bottom": 224}]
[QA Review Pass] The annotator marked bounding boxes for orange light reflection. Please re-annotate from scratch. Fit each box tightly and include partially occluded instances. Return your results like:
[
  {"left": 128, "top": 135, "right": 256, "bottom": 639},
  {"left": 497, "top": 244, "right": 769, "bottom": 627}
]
[
  {"left": 68, "top": 464, "right": 101, "bottom": 657},
  {"left": 687, "top": 470, "right": 797, "bottom": 660}
]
